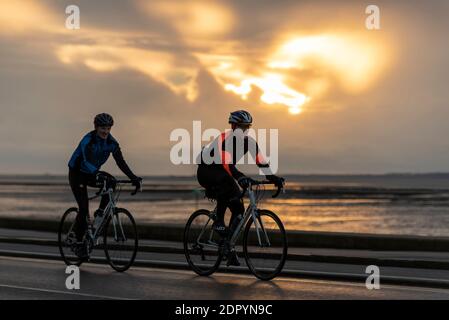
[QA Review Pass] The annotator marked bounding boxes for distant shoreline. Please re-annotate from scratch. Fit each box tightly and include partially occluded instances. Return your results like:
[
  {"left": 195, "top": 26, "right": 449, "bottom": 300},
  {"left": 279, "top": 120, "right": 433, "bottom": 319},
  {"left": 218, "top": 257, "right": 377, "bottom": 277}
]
[
  {"left": 1, "top": 173, "right": 449, "bottom": 191},
  {"left": 1, "top": 172, "right": 449, "bottom": 179}
]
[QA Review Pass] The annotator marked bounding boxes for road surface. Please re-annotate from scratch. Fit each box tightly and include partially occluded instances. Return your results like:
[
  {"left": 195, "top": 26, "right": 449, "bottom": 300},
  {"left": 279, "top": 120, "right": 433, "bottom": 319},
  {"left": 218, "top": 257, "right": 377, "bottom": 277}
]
[{"left": 1, "top": 256, "right": 449, "bottom": 300}]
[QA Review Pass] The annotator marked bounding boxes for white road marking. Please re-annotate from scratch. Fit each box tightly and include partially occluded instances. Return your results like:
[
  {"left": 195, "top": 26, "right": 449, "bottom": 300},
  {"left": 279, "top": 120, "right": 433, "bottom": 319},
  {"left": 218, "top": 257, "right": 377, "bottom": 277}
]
[{"left": 0, "top": 283, "right": 133, "bottom": 300}]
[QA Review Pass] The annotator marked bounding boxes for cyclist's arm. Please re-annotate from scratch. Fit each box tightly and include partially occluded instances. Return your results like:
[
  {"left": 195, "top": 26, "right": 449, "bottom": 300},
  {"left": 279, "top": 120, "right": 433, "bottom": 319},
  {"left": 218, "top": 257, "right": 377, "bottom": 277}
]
[
  {"left": 247, "top": 137, "right": 274, "bottom": 175},
  {"left": 255, "top": 144, "right": 270, "bottom": 169},
  {"left": 112, "top": 145, "right": 138, "bottom": 180}
]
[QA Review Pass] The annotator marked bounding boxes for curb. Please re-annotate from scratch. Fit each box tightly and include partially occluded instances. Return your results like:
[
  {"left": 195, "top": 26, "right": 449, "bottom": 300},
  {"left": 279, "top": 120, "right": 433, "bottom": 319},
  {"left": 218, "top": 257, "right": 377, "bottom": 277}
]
[
  {"left": 2, "top": 217, "right": 449, "bottom": 251},
  {"left": 2, "top": 236, "right": 449, "bottom": 271}
]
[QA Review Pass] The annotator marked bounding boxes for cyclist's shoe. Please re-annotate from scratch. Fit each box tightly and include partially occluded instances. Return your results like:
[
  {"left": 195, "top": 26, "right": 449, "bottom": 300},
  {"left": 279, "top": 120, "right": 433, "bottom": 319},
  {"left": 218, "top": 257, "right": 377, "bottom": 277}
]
[
  {"left": 213, "top": 221, "right": 229, "bottom": 237},
  {"left": 226, "top": 250, "right": 241, "bottom": 267},
  {"left": 73, "top": 242, "right": 88, "bottom": 259}
]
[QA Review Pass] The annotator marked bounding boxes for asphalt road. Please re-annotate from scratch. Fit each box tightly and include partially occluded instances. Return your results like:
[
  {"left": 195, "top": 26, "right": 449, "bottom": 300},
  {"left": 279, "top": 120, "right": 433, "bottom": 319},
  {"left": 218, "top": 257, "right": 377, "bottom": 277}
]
[
  {"left": 1, "top": 256, "right": 449, "bottom": 300},
  {"left": 3, "top": 240, "right": 449, "bottom": 285}
]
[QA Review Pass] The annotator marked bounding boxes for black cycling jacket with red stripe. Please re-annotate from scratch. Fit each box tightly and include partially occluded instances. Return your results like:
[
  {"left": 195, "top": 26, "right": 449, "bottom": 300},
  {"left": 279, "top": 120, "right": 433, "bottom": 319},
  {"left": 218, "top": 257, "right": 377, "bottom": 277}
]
[{"left": 198, "top": 130, "right": 272, "bottom": 180}]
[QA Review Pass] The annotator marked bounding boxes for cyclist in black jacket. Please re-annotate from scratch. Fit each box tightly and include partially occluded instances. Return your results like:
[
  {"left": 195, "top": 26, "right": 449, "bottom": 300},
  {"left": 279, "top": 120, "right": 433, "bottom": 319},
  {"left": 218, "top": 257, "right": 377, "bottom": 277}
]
[{"left": 197, "top": 110, "right": 284, "bottom": 266}]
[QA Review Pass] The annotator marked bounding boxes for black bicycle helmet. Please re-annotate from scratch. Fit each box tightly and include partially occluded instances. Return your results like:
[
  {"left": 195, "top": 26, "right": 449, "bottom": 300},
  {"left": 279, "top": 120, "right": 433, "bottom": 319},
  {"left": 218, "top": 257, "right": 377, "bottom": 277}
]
[
  {"left": 94, "top": 113, "right": 114, "bottom": 127},
  {"left": 228, "top": 110, "right": 253, "bottom": 125}
]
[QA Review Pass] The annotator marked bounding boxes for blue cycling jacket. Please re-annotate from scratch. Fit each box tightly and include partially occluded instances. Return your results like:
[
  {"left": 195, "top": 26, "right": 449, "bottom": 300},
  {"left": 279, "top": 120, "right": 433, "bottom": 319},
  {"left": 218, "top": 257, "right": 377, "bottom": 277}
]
[{"left": 68, "top": 131, "right": 137, "bottom": 179}]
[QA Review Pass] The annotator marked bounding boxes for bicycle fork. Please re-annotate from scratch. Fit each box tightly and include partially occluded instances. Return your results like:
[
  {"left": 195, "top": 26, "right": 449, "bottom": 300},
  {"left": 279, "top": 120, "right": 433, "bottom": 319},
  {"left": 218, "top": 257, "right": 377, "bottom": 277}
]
[
  {"left": 252, "top": 210, "right": 271, "bottom": 247},
  {"left": 111, "top": 212, "right": 127, "bottom": 242}
]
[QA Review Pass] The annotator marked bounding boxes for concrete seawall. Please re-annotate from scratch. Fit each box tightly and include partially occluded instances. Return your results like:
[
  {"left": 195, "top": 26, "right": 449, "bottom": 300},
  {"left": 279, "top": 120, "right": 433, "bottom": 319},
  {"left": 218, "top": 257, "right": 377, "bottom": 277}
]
[{"left": 1, "top": 217, "right": 449, "bottom": 251}]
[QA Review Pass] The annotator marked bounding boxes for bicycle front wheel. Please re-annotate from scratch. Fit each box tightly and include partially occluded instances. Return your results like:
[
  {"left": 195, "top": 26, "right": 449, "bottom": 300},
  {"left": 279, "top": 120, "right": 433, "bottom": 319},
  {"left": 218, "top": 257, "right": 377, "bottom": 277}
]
[
  {"left": 184, "top": 209, "right": 223, "bottom": 276},
  {"left": 103, "top": 208, "right": 138, "bottom": 272},
  {"left": 58, "top": 207, "right": 84, "bottom": 266},
  {"left": 243, "top": 209, "right": 288, "bottom": 280}
]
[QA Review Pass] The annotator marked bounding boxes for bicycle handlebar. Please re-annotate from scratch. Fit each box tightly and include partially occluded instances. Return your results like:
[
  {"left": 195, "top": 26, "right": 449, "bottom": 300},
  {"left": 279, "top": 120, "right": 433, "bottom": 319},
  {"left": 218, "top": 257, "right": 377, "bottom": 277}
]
[
  {"left": 240, "top": 180, "right": 285, "bottom": 199},
  {"left": 271, "top": 182, "right": 283, "bottom": 198},
  {"left": 103, "top": 179, "right": 142, "bottom": 196},
  {"left": 116, "top": 180, "right": 142, "bottom": 195},
  {"left": 116, "top": 180, "right": 133, "bottom": 183}
]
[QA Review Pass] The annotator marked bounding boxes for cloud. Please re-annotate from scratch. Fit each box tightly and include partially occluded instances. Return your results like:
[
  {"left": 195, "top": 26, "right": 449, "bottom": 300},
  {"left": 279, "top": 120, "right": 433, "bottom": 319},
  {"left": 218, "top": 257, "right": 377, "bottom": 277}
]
[
  {"left": 57, "top": 44, "right": 199, "bottom": 101},
  {"left": 268, "top": 33, "right": 390, "bottom": 92},
  {"left": 1, "top": 0, "right": 391, "bottom": 115},
  {"left": 136, "top": 1, "right": 392, "bottom": 114},
  {"left": 0, "top": 0, "right": 60, "bottom": 34},
  {"left": 139, "top": 0, "right": 235, "bottom": 39}
]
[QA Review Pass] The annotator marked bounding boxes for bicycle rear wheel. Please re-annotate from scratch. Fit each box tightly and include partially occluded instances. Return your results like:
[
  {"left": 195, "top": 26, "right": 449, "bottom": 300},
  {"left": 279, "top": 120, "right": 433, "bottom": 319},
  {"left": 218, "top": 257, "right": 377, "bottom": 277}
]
[
  {"left": 243, "top": 209, "right": 287, "bottom": 280},
  {"left": 103, "top": 208, "right": 138, "bottom": 272},
  {"left": 58, "top": 207, "right": 84, "bottom": 266},
  {"left": 184, "top": 209, "right": 223, "bottom": 276}
]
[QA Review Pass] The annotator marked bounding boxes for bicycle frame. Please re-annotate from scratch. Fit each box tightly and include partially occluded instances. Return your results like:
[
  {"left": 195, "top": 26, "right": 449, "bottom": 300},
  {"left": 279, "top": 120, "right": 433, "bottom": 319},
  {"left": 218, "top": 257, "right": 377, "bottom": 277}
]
[
  {"left": 87, "top": 183, "right": 124, "bottom": 244},
  {"left": 228, "top": 185, "right": 271, "bottom": 248},
  {"left": 195, "top": 183, "right": 271, "bottom": 250}
]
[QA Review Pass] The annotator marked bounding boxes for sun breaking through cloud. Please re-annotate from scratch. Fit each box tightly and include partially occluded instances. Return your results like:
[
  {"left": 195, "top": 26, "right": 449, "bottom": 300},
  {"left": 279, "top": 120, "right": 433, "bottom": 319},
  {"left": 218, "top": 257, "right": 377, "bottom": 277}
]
[{"left": 0, "top": 0, "right": 391, "bottom": 116}]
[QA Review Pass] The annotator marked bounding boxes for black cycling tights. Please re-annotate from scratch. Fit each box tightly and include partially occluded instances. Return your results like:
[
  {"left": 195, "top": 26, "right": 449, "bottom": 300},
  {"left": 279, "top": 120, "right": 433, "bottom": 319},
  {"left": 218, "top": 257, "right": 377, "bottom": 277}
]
[
  {"left": 197, "top": 165, "right": 244, "bottom": 226},
  {"left": 68, "top": 169, "right": 114, "bottom": 241}
]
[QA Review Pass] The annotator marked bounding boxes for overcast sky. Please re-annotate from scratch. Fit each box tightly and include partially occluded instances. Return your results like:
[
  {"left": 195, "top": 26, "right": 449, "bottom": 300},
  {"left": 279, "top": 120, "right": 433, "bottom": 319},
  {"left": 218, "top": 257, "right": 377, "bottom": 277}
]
[{"left": 0, "top": 0, "right": 448, "bottom": 175}]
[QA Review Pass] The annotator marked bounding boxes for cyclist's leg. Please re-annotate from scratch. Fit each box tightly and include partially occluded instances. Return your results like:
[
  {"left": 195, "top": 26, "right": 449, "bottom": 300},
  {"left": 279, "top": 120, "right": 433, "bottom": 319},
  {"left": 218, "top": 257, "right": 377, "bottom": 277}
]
[
  {"left": 228, "top": 196, "right": 244, "bottom": 232},
  {"left": 214, "top": 199, "right": 227, "bottom": 231},
  {"left": 219, "top": 179, "right": 242, "bottom": 266},
  {"left": 226, "top": 174, "right": 244, "bottom": 227},
  {"left": 197, "top": 165, "right": 227, "bottom": 233},
  {"left": 68, "top": 170, "right": 89, "bottom": 242},
  {"left": 217, "top": 174, "right": 242, "bottom": 227},
  {"left": 197, "top": 166, "right": 241, "bottom": 266},
  {"left": 215, "top": 174, "right": 242, "bottom": 234}
]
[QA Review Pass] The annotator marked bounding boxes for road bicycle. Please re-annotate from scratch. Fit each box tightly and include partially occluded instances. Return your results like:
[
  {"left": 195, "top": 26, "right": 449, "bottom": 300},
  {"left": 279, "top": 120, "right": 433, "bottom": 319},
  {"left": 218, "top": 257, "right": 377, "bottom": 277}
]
[
  {"left": 58, "top": 177, "right": 140, "bottom": 272},
  {"left": 184, "top": 180, "right": 287, "bottom": 280}
]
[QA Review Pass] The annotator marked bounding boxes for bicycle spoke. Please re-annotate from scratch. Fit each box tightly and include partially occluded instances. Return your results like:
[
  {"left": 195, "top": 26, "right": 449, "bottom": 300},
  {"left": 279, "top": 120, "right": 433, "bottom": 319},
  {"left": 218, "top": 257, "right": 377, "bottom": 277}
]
[
  {"left": 103, "top": 209, "right": 138, "bottom": 272},
  {"left": 257, "top": 215, "right": 271, "bottom": 247},
  {"left": 58, "top": 208, "right": 84, "bottom": 266},
  {"left": 184, "top": 210, "right": 223, "bottom": 276},
  {"left": 243, "top": 210, "right": 287, "bottom": 280}
]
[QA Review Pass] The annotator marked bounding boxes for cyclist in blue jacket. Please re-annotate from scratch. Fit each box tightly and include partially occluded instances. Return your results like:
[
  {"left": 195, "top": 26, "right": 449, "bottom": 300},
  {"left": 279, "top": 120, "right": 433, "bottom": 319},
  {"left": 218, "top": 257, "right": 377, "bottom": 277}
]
[{"left": 68, "top": 113, "right": 142, "bottom": 256}]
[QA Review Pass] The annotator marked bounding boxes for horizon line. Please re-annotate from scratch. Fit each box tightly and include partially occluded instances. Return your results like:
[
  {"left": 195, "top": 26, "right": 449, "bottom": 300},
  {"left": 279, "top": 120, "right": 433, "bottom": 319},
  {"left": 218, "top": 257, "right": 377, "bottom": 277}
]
[{"left": 1, "top": 172, "right": 449, "bottom": 177}]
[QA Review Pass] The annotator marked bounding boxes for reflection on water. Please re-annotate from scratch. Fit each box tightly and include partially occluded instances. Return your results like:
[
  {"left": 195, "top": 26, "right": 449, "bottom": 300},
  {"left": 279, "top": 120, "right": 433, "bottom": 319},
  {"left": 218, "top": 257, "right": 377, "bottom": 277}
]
[{"left": 1, "top": 182, "right": 449, "bottom": 237}]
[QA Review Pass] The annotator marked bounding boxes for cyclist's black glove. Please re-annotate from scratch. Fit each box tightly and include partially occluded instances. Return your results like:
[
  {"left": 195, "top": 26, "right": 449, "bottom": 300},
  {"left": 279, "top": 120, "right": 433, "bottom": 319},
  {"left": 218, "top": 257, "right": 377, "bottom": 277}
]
[
  {"left": 237, "top": 176, "right": 254, "bottom": 189},
  {"left": 131, "top": 177, "right": 143, "bottom": 190},
  {"left": 266, "top": 175, "right": 284, "bottom": 187}
]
